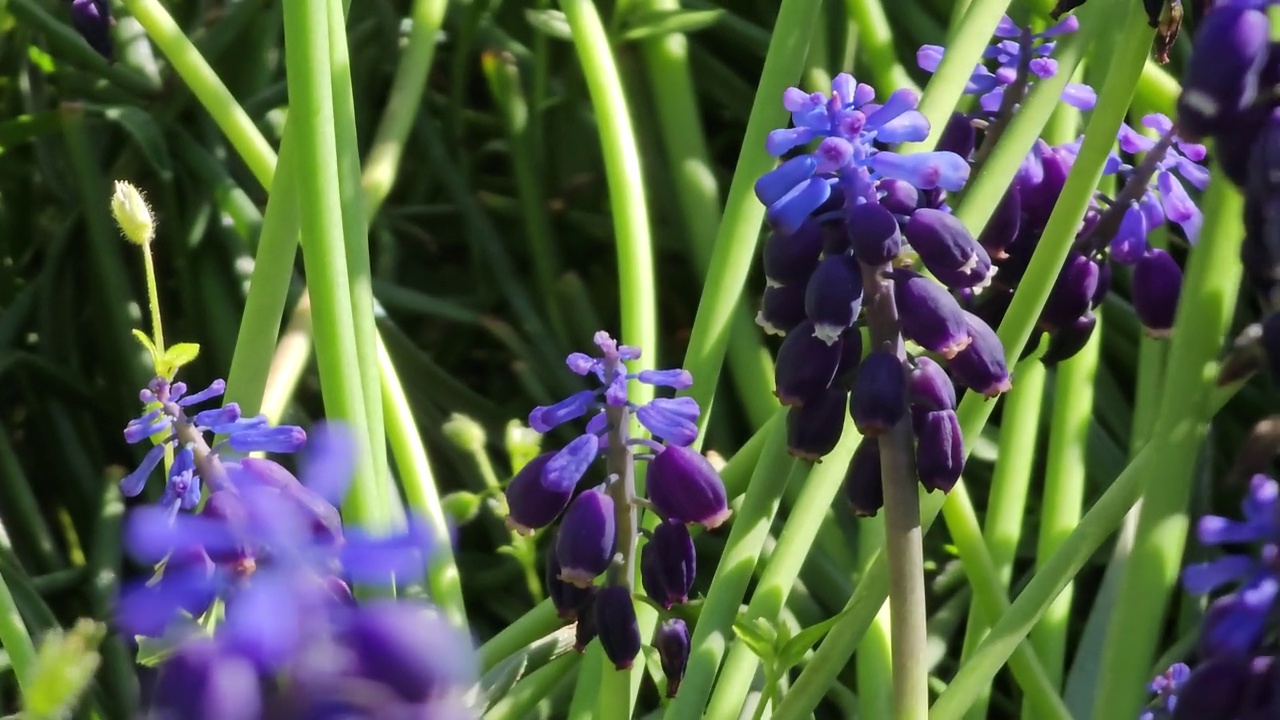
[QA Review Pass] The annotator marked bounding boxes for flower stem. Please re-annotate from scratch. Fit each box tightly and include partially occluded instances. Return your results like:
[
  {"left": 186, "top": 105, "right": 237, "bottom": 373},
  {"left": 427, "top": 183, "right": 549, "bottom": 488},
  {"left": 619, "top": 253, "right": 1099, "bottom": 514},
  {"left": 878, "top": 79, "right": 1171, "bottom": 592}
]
[
  {"left": 862, "top": 263, "right": 928, "bottom": 720},
  {"left": 140, "top": 247, "right": 165, "bottom": 355},
  {"left": 604, "top": 378, "right": 639, "bottom": 592},
  {"left": 858, "top": 513, "right": 894, "bottom": 720}
]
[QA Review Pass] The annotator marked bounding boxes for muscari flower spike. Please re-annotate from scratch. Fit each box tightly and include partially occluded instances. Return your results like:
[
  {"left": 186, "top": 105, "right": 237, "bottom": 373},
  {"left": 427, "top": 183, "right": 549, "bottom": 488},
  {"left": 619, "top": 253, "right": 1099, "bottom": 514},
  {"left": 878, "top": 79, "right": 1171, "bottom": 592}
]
[
  {"left": 754, "top": 73, "right": 970, "bottom": 232},
  {"left": 1105, "top": 114, "right": 1208, "bottom": 260},
  {"left": 1181, "top": 474, "right": 1280, "bottom": 659},
  {"left": 917, "top": 14, "right": 1096, "bottom": 116}
]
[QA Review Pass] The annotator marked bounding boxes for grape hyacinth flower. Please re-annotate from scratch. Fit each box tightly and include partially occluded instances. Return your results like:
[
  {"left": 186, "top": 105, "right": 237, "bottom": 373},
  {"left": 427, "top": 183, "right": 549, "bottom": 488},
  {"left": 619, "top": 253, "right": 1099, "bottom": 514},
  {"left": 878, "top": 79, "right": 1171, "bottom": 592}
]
[
  {"left": 917, "top": 14, "right": 1096, "bottom": 117},
  {"left": 1138, "top": 662, "right": 1190, "bottom": 720},
  {"left": 68, "top": 0, "right": 114, "bottom": 61},
  {"left": 1181, "top": 474, "right": 1280, "bottom": 659},
  {"left": 1168, "top": 655, "right": 1280, "bottom": 720},
  {"left": 655, "top": 618, "right": 691, "bottom": 698},
  {"left": 508, "top": 331, "right": 726, "bottom": 680}
]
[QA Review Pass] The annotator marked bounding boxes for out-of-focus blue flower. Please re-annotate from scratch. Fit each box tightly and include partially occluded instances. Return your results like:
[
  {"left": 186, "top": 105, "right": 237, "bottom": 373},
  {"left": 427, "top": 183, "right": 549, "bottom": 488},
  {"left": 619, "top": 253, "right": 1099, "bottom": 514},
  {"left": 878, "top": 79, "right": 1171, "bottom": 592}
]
[
  {"left": 120, "top": 376, "right": 305, "bottom": 510},
  {"left": 1182, "top": 474, "right": 1280, "bottom": 658},
  {"left": 917, "top": 14, "right": 1096, "bottom": 115},
  {"left": 1138, "top": 662, "right": 1191, "bottom": 720},
  {"left": 69, "top": 0, "right": 113, "bottom": 61},
  {"left": 753, "top": 73, "right": 970, "bottom": 232},
  {"left": 1103, "top": 114, "right": 1208, "bottom": 258},
  {"left": 529, "top": 331, "right": 701, "bottom": 447}
]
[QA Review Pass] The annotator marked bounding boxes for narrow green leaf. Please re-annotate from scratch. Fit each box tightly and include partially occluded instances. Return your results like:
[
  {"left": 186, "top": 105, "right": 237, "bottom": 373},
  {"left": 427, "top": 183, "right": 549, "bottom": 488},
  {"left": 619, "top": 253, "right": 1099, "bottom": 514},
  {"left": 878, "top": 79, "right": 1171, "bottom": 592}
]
[
  {"left": 619, "top": 9, "right": 724, "bottom": 42},
  {"left": 158, "top": 342, "right": 201, "bottom": 377},
  {"left": 525, "top": 9, "right": 573, "bottom": 40},
  {"left": 731, "top": 617, "right": 777, "bottom": 662},
  {"left": 92, "top": 106, "right": 175, "bottom": 180}
]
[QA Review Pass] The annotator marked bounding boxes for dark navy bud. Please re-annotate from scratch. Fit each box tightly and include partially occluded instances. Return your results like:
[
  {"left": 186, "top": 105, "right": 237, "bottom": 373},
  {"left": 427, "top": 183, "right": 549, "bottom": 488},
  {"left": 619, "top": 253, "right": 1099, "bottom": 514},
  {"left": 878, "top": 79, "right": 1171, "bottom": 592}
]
[
  {"left": 594, "top": 586, "right": 642, "bottom": 670},
  {"left": 846, "top": 201, "right": 902, "bottom": 265},
  {"left": 936, "top": 111, "right": 976, "bottom": 159},
  {"left": 849, "top": 351, "right": 907, "bottom": 437},
  {"left": 834, "top": 327, "right": 865, "bottom": 383},
  {"left": 640, "top": 520, "right": 695, "bottom": 608},
  {"left": 655, "top": 618, "right": 691, "bottom": 697},
  {"left": 877, "top": 179, "right": 920, "bottom": 216},
  {"left": 555, "top": 489, "right": 616, "bottom": 587},
  {"left": 949, "top": 312, "right": 1011, "bottom": 397},
  {"left": 646, "top": 445, "right": 731, "bottom": 529},
  {"left": 908, "top": 356, "right": 956, "bottom": 412},
  {"left": 1019, "top": 142, "right": 1073, "bottom": 230},
  {"left": 1040, "top": 251, "right": 1100, "bottom": 331},
  {"left": 891, "top": 269, "right": 973, "bottom": 358},
  {"left": 919, "top": 187, "right": 948, "bottom": 211},
  {"left": 763, "top": 220, "right": 824, "bottom": 285},
  {"left": 1132, "top": 248, "right": 1182, "bottom": 338},
  {"left": 843, "top": 437, "right": 884, "bottom": 516},
  {"left": 1217, "top": 109, "right": 1268, "bottom": 189},
  {"left": 931, "top": 251, "right": 996, "bottom": 291},
  {"left": 152, "top": 641, "right": 263, "bottom": 720},
  {"left": 1091, "top": 257, "right": 1111, "bottom": 309},
  {"left": 504, "top": 452, "right": 575, "bottom": 534},
  {"left": 574, "top": 590, "right": 599, "bottom": 651},
  {"left": 1170, "top": 655, "right": 1253, "bottom": 720},
  {"left": 70, "top": 0, "right": 114, "bottom": 61},
  {"left": 757, "top": 283, "right": 807, "bottom": 337},
  {"left": 912, "top": 408, "right": 964, "bottom": 493},
  {"left": 546, "top": 544, "right": 594, "bottom": 620},
  {"left": 786, "top": 387, "right": 848, "bottom": 461},
  {"left": 1176, "top": 6, "right": 1270, "bottom": 141},
  {"left": 1041, "top": 312, "right": 1097, "bottom": 365},
  {"left": 821, "top": 217, "right": 852, "bottom": 255},
  {"left": 978, "top": 185, "right": 1021, "bottom": 259},
  {"left": 774, "top": 321, "right": 843, "bottom": 406},
  {"left": 904, "top": 209, "right": 989, "bottom": 287},
  {"left": 805, "top": 253, "right": 864, "bottom": 344}
]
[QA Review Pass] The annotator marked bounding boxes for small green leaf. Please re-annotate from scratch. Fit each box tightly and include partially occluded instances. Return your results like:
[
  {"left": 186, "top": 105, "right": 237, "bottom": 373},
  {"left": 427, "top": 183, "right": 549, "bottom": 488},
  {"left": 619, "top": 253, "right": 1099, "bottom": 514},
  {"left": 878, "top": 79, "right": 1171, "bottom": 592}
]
[
  {"left": 22, "top": 619, "right": 103, "bottom": 720},
  {"left": 131, "top": 330, "right": 159, "bottom": 364},
  {"left": 158, "top": 343, "right": 201, "bottom": 377},
  {"left": 441, "top": 491, "right": 483, "bottom": 525},
  {"left": 480, "top": 651, "right": 529, "bottom": 709},
  {"left": 525, "top": 8, "right": 572, "bottom": 40},
  {"left": 619, "top": 9, "right": 724, "bottom": 42},
  {"left": 732, "top": 616, "right": 778, "bottom": 664},
  {"left": 778, "top": 611, "right": 847, "bottom": 670}
]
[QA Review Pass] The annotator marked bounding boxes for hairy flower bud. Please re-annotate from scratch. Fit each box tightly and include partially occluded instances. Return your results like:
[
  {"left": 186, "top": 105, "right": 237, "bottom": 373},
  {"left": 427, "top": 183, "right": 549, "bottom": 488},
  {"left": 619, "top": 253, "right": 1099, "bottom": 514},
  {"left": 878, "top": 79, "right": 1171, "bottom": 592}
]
[
  {"left": 646, "top": 446, "right": 731, "bottom": 529},
  {"left": 1176, "top": 6, "right": 1271, "bottom": 141},
  {"left": 110, "top": 180, "right": 154, "bottom": 246},
  {"left": 913, "top": 408, "right": 964, "bottom": 492},
  {"left": 774, "top": 321, "right": 843, "bottom": 405},
  {"left": 757, "top": 283, "right": 807, "bottom": 337},
  {"left": 594, "top": 586, "right": 641, "bottom": 670},
  {"left": 846, "top": 201, "right": 902, "bottom": 265},
  {"left": 787, "top": 387, "right": 849, "bottom": 461},
  {"left": 908, "top": 356, "right": 956, "bottom": 412},
  {"left": 640, "top": 520, "right": 696, "bottom": 609},
  {"left": 849, "top": 351, "right": 906, "bottom": 437},
  {"left": 949, "top": 312, "right": 1011, "bottom": 397},
  {"left": 555, "top": 489, "right": 616, "bottom": 587},
  {"left": 763, "top": 220, "right": 825, "bottom": 285},
  {"left": 891, "top": 269, "right": 973, "bottom": 358},
  {"left": 1132, "top": 249, "right": 1182, "bottom": 338},
  {"left": 843, "top": 438, "right": 884, "bottom": 516},
  {"left": 655, "top": 618, "right": 691, "bottom": 698},
  {"left": 805, "top": 253, "right": 865, "bottom": 344}
]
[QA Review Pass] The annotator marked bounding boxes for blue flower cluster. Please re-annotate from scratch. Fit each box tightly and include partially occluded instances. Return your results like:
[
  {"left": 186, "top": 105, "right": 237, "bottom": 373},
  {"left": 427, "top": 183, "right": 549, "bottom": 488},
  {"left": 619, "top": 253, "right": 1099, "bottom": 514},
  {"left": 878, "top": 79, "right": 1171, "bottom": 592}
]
[
  {"left": 117, "top": 376, "right": 475, "bottom": 717},
  {"left": 504, "top": 331, "right": 722, "bottom": 688}
]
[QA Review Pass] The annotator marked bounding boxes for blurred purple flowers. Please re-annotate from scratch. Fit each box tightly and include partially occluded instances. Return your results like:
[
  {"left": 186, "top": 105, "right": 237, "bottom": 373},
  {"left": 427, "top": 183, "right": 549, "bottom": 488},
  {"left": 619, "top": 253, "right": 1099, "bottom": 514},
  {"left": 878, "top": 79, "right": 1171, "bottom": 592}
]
[{"left": 69, "top": 0, "right": 114, "bottom": 61}]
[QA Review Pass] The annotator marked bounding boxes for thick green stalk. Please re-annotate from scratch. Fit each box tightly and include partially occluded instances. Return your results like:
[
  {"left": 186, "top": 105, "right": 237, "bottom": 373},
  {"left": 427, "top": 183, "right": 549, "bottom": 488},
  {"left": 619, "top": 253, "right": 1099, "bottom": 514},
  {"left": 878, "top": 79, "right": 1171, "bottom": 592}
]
[
  {"left": 665, "top": 421, "right": 801, "bottom": 719},
  {"left": 280, "top": 0, "right": 378, "bottom": 526},
  {"left": 326, "top": 0, "right": 394, "bottom": 524},
  {"left": 1026, "top": 316, "right": 1100, "bottom": 704},
  {"left": 121, "top": 0, "right": 276, "bottom": 185},
  {"left": 857, "top": 515, "right": 893, "bottom": 720},
  {"left": 679, "top": 0, "right": 821, "bottom": 437},
  {"left": 1090, "top": 196, "right": 1245, "bottom": 717},
  {"left": 703, "top": 419, "right": 859, "bottom": 718},
  {"left": 932, "top": 168, "right": 1244, "bottom": 719},
  {"left": 843, "top": 0, "right": 919, "bottom": 92},
  {"left": 959, "top": 360, "right": 1045, "bottom": 720},
  {"left": 559, "top": 0, "right": 657, "bottom": 710}
]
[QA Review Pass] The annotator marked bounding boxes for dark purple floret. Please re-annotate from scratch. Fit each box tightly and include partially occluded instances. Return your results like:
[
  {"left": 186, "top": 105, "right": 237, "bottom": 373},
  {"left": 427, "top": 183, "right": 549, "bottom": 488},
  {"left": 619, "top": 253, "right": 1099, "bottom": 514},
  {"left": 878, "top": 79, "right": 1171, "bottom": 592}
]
[
  {"left": 1132, "top": 248, "right": 1182, "bottom": 338},
  {"left": 786, "top": 387, "right": 848, "bottom": 461},
  {"left": 757, "top": 283, "right": 808, "bottom": 337},
  {"left": 805, "top": 253, "right": 864, "bottom": 344},
  {"left": 151, "top": 640, "right": 263, "bottom": 720},
  {"left": 1261, "top": 312, "right": 1280, "bottom": 382},
  {"left": 843, "top": 438, "right": 884, "bottom": 516},
  {"left": 655, "top": 618, "right": 691, "bottom": 697},
  {"left": 1176, "top": 5, "right": 1270, "bottom": 141},
  {"left": 343, "top": 601, "right": 474, "bottom": 703},
  {"left": 936, "top": 111, "right": 976, "bottom": 159},
  {"left": 849, "top": 351, "right": 907, "bottom": 437},
  {"left": 1169, "top": 655, "right": 1254, "bottom": 720},
  {"left": 846, "top": 200, "right": 902, "bottom": 265},
  {"left": 913, "top": 408, "right": 964, "bottom": 492},
  {"left": 978, "top": 185, "right": 1021, "bottom": 260},
  {"left": 949, "top": 311, "right": 1011, "bottom": 397},
  {"left": 555, "top": 489, "right": 616, "bottom": 587},
  {"left": 646, "top": 445, "right": 731, "bottom": 529},
  {"left": 904, "top": 208, "right": 987, "bottom": 282},
  {"left": 1092, "top": 258, "right": 1110, "bottom": 309},
  {"left": 891, "top": 269, "right": 973, "bottom": 358},
  {"left": 594, "top": 586, "right": 641, "bottom": 670},
  {"left": 835, "top": 327, "right": 865, "bottom": 382},
  {"left": 877, "top": 179, "right": 920, "bottom": 216},
  {"left": 1018, "top": 141, "right": 1074, "bottom": 230},
  {"left": 908, "top": 356, "right": 956, "bottom": 412},
  {"left": 1040, "top": 251, "right": 1100, "bottom": 331},
  {"left": 574, "top": 590, "right": 599, "bottom": 651},
  {"left": 504, "top": 451, "right": 578, "bottom": 535},
  {"left": 547, "top": 546, "right": 594, "bottom": 621},
  {"left": 70, "top": 0, "right": 114, "bottom": 61},
  {"left": 773, "top": 321, "right": 844, "bottom": 406},
  {"left": 640, "top": 520, "right": 695, "bottom": 608},
  {"left": 1041, "top": 311, "right": 1097, "bottom": 365},
  {"left": 763, "top": 220, "right": 825, "bottom": 285}
]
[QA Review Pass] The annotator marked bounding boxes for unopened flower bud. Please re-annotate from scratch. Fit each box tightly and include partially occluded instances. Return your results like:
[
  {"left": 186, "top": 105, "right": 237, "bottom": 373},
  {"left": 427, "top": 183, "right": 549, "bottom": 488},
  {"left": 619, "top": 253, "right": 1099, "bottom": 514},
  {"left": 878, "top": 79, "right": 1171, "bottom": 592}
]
[
  {"left": 805, "top": 253, "right": 864, "bottom": 344},
  {"left": 1041, "top": 312, "right": 1097, "bottom": 365},
  {"left": 843, "top": 438, "right": 883, "bottom": 516},
  {"left": 594, "top": 586, "right": 641, "bottom": 670},
  {"left": 111, "top": 180, "right": 155, "bottom": 246},
  {"left": 912, "top": 408, "right": 964, "bottom": 493},
  {"left": 574, "top": 590, "right": 599, "bottom": 651},
  {"left": 787, "top": 387, "right": 848, "bottom": 461},
  {"left": 904, "top": 208, "right": 987, "bottom": 285},
  {"left": 1132, "top": 248, "right": 1182, "bottom": 338},
  {"left": 949, "top": 312, "right": 1011, "bottom": 397},
  {"left": 774, "top": 321, "right": 843, "bottom": 406},
  {"left": 655, "top": 618, "right": 691, "bottom": 697},
  {"left": 547, "top": 546, "right": 594, "bottom": 621},
  {"left": 640, "top": 520, "right": 696, "bottom": 609},
  {"left": 1169, "top": 655, "right": 1253, "bottom": 720},
  {"left": 877, "top": 178, "right": 920, "bottom": 216},
  {"left": 646, "top": 445, "right": 731, "bottom": 529},
  {"left": 1040, "top": 251, "right": 1100, "bottom": 331},
  {"left": 555, "top": 489, "right": 616, "bottom": 587},
  {"left": 978, "top": 185, "right": 1021, "bottom": 260},
  {"left": 504, "top": 447, "right": 586, "bottom": 534},
  {"left": 441, "top": 413, "right": 487, "bottom": 451},
  {"left": 763, "top": 220, "right": 824, "bottom": 285},
  {"left": 846, "top": 201, "right": 902, "bottom": 266},
  {"left": 891, "top": 269, "right": 972, "bottom": 358},
  {"left": 849, "top": 351, "right": 906, "bottom": 437},
  {"left": 908, "top": 356, "right": 956, "bottom": 412},
  {"left": 1176, "top": 6, "right": 1271, "bottom": 141},
  {"left": 936, "top": 111, "right": 976, "bottom": 159},
  {"left": 70, "top": 0, "right": 114, "bottom": 61},
  {"left": 757, "top": 284, "right": 807, "bottom": 337}
]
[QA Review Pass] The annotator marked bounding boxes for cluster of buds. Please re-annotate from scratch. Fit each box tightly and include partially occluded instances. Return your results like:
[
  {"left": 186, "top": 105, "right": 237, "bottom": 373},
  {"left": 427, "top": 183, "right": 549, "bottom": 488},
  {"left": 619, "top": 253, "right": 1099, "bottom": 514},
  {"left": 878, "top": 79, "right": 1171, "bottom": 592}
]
[
  {"left": 504, "top": 332, "right": 725, "bottom": 693},
  {"left": 116, "top": 377, "right": 473, "bottom": 717}
]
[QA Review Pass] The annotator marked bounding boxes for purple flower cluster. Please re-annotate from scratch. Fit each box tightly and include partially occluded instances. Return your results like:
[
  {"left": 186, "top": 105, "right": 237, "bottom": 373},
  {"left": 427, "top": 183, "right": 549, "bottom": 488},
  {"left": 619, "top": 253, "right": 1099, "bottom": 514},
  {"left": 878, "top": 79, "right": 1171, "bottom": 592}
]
[
  {"left": 1138, "top": 662, "right": 1189, "bottom": 720},
  {"left": 116, "top": 377, "right": 474, "bottom": 717},
  {"left": 505, "top": 332, "right": 721, "bottom": 689}
]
